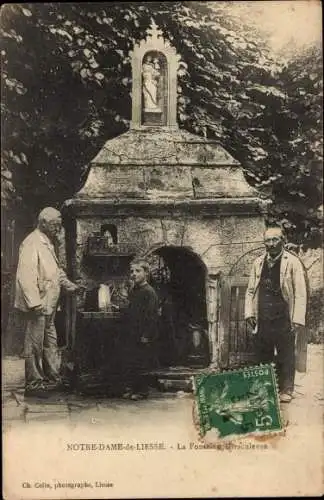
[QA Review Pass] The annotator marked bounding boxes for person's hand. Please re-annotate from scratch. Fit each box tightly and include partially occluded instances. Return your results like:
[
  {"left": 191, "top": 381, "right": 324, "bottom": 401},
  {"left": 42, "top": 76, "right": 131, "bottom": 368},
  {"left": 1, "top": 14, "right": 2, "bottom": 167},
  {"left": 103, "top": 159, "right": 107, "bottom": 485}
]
[
  {"left": 32, "top": 304, "right": 45, "bottom": 316},
  {"left": 70, "top": 278, "right": 87, "bottom": 293},
  {"left": 246, "top": 317, "right": 257, "bottom": 332},
  {"left": 73, "top": 283, "right": 87, "bottom": 294},
  {"left": 140, "top": 336, "right": 149, "bottom": 344},
  {"left": 246, "top": 317, "right": 257, "bottom": 335}
]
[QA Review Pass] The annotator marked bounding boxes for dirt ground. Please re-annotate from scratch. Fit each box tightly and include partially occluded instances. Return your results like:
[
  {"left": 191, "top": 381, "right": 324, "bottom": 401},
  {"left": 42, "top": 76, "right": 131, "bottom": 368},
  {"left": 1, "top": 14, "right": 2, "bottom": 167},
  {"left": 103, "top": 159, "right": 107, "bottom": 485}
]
[{"left": 2, "top": 345, "right": 323, "bottom": 498}]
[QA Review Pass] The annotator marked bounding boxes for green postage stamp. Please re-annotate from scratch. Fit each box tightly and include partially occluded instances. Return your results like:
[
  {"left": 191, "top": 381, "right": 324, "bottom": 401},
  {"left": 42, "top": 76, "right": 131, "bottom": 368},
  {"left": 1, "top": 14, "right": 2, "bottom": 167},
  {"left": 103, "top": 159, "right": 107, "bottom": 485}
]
[{"left": 193, "top": 364, "right": 282, "bottom": 439}]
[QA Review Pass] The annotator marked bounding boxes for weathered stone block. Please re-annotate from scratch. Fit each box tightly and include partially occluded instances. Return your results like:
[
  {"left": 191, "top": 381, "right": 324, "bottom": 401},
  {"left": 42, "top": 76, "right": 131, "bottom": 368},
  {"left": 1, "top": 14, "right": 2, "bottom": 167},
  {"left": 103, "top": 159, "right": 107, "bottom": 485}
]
[
  {"left": 77, "top": 165, "right": 145, "bottom": 198},
  {"left": 158, "top": 218, "right": 189, "bottom": 246},
  {"left": 122, "top": 218, "right": 162, "bottom": 252},
  {"left": 191, "top": 167, "right": 257, "bottom": 198},
  {"left": 145, "top": 166, "right": 193, "bottom": 197},
  {"left": 175, "top": 141, "right": 238, "bottom": 166}
]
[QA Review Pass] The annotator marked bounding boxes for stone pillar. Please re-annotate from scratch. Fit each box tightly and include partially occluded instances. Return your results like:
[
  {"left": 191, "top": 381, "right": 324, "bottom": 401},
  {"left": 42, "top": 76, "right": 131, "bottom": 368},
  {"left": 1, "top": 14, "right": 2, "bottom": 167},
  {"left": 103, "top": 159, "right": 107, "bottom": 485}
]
[
  {"left": 167, "top": 58, "right": 178, "bottom": 129},
  {"left": 131, "top": 52, "right": 142, "bottom": 129},
  {"left": 206, "top": 274, "right": 222, "bottom": 368}
]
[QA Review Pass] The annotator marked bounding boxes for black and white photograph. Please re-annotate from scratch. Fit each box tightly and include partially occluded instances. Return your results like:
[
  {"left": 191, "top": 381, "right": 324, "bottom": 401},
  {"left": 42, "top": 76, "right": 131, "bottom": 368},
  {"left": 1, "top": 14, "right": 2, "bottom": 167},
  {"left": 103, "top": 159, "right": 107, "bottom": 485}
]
[{"left": 1, "top": 1, "right": 323, "bottom": 498}]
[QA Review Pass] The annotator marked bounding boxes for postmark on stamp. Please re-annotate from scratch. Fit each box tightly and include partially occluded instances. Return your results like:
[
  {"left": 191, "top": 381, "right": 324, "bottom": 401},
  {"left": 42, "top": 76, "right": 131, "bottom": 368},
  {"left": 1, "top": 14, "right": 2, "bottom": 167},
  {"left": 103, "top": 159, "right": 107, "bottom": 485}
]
[{"left": 193, "top": 364, "right": 282, "bottom": 439}]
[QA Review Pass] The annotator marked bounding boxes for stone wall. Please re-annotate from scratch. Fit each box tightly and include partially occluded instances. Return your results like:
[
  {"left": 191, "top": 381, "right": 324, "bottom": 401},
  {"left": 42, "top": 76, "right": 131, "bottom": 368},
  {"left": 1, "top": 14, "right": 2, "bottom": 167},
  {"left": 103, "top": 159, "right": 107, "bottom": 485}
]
[{"left": 73, "top": 213, "right": 265, "bottom": 280}]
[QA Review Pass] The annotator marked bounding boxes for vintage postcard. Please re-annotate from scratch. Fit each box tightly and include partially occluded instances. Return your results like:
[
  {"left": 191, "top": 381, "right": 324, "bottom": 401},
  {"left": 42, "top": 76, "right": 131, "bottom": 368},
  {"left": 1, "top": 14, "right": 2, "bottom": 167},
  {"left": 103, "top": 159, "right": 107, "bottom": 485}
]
[{"left": 2, "top": 1, "right": 323, "bottom": 498}]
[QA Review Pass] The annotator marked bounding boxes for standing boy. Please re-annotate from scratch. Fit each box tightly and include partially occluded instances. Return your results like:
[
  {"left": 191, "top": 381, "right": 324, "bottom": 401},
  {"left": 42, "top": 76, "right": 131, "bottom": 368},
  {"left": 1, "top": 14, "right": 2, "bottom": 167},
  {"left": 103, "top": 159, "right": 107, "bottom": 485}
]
[{"left": 122, "top": 259, "right": 159, "bottom": 399}]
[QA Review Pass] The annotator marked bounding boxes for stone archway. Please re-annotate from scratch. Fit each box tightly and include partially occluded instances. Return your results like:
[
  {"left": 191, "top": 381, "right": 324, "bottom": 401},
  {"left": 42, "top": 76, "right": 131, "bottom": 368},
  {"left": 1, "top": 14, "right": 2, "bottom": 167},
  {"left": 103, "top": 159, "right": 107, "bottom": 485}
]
[{"left": 144, "top": 245, "right": 209, "bottom": 368}]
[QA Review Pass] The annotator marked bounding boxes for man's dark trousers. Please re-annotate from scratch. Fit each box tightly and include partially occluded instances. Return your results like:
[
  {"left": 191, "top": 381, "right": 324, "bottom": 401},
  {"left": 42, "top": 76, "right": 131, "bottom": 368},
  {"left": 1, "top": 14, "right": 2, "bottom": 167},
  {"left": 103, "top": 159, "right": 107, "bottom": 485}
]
[
  {"left": 256, "top": 256, "right": 296, "bottom": 394},
  {"left": 256, "top": 314, "right": 295, "bottom": 393}
]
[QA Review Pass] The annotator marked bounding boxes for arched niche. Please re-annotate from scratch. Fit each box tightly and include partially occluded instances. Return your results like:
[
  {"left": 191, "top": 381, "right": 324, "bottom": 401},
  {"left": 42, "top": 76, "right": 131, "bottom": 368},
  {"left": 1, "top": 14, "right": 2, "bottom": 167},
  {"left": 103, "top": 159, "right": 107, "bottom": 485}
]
[
  {"left": 141, "top": 50, "right": 168, "bottom": 126},
  {"left": 100, "top": 223, "right": 118, "bottom": 244},
  {"left": 130, "top": 22, "right": 181, "bottom": 129}
]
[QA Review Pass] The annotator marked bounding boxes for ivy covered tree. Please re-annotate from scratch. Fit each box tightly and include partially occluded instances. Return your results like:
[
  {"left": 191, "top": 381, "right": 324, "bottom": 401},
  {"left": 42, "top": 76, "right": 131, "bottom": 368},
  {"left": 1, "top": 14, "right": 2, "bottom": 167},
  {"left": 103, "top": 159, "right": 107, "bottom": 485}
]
[
  {"left": 1, "top": 1, "right": 322, "bottom": 246},
  {"left": 265, "top": 45, "right": 323, "bottom": 247}
]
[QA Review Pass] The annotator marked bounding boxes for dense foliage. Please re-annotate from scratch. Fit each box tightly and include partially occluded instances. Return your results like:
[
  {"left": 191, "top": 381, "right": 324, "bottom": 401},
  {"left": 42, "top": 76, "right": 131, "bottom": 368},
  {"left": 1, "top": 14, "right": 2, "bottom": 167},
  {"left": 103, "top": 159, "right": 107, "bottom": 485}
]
[{"left": 1, "top": 2, "right": 322, "bottom": 246}]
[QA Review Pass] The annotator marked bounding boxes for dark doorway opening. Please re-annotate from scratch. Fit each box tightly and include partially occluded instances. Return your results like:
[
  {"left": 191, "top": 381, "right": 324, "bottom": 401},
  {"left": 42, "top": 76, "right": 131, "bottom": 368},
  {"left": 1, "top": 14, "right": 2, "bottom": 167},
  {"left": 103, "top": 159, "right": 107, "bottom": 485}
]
[{"left": 148, "top": 246, "right": 209, "bottom": 368}]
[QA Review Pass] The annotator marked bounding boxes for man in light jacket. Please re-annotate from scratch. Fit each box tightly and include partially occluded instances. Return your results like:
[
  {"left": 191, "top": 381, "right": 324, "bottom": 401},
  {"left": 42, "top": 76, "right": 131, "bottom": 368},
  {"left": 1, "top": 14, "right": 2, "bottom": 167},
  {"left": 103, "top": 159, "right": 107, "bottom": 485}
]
[
  {"left": 15, "top": 207, "right": 80, "bottom": 397},
  {"left": 245, "top": 226, "right": 307, "bottom": 403}
]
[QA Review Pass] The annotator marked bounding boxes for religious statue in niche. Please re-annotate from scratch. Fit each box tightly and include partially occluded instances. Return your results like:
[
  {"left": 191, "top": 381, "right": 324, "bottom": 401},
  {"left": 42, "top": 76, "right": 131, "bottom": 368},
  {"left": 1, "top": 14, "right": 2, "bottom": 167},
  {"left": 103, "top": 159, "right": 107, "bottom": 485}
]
[{"left": 142, "top": 53, "right": 162, "bottom": 113}]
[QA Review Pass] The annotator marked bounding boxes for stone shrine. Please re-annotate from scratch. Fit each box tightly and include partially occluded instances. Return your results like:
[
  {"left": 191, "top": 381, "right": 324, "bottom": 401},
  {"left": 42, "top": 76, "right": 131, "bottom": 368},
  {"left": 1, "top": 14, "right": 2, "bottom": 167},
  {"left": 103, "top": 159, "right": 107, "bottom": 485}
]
[{"left": 62, "top": 23, "right": 267, "bottom": 386}]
